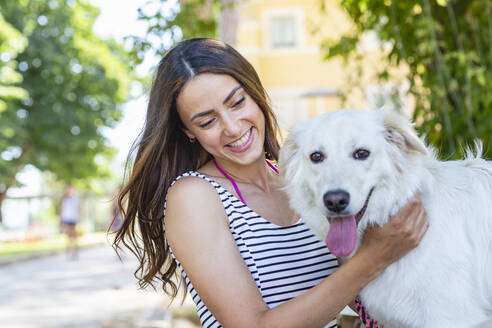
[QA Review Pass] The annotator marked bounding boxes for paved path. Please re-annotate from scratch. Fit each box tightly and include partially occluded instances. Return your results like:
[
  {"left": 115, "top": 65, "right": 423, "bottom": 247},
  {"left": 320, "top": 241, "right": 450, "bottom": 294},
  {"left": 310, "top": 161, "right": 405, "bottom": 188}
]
[{"left": 0, "top": 242, "right": 198, "bottom": 328}]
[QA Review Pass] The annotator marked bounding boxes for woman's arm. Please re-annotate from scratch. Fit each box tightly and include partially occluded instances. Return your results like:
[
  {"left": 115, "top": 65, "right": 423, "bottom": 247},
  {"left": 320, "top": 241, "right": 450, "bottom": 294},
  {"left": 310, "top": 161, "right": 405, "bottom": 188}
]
[
  {"left": 260, "top": 195, "right": 427, "bottom": 327},
  {"left": 166, "top": 178, "right": 427, "bottom": 328}
]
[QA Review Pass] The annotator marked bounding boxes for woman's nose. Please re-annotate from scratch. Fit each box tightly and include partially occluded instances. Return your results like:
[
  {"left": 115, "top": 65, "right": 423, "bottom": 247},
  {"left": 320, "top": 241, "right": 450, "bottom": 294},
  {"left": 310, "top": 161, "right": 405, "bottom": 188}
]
[{"left": 222, "top": 114, "right": 241, "bottom": 136}]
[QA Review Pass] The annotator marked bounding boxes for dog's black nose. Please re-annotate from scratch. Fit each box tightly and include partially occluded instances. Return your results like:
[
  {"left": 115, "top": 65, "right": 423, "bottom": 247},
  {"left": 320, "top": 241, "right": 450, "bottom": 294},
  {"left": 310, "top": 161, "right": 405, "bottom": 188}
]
[{"left": 323, "top": 190, "right": 350, "bottom": 213}]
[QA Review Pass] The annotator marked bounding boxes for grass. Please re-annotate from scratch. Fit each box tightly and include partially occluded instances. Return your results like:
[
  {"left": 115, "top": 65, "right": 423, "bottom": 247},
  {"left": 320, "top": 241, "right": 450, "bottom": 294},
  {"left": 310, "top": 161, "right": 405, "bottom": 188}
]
[
  {"left": 171, "top": 305, "right": 201, "bottom": 326},
  {"left": 0, "top": 232, "right": 109, "bottom": 261}
]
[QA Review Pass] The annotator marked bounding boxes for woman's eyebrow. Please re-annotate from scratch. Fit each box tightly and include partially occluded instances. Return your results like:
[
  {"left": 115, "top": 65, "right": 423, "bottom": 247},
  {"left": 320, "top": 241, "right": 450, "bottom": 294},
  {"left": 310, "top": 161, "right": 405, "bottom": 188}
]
[
  {"left": 189, "top": 85, "right": 243, "bottom": 123},
  {"left": 190, "top": 109, "right": 214, "bottom": 123},
  {"left": 223, "top": 85, "right": 242, "bottom": 105}
]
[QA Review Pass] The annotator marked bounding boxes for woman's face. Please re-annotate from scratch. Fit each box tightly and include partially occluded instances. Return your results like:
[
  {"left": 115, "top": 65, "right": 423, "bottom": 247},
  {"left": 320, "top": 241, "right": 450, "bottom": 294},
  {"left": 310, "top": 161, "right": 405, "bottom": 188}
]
[{"left": 177, "top": 73, "right": 266, "bottom": 167}]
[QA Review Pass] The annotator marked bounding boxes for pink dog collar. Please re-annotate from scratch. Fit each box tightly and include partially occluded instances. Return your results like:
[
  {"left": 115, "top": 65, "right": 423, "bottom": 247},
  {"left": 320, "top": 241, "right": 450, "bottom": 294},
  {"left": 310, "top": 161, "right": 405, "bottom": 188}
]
[{"left": 355, "top": 296, "right": 380, "bottom": 328}]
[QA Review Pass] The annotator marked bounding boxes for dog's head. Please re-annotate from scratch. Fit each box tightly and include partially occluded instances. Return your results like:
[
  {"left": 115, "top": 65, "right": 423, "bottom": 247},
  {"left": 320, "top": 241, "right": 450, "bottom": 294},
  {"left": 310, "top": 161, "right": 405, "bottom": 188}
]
[{"left": 279, "top": 109, "right": 428, "bottom": 257}]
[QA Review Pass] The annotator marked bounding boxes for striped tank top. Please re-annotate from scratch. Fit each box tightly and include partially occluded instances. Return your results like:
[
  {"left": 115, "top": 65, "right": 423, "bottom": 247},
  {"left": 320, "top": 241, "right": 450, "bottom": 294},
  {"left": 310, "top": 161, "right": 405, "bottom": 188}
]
[{"left": 167, "top": 171, "right": 339, "bottom": 328}]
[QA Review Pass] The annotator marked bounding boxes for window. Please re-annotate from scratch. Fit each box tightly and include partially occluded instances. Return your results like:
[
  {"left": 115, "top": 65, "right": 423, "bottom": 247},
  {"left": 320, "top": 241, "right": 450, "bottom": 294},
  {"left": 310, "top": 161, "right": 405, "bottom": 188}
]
[{"left": 271, "top": 16, "right": 296, "bottom": 48}]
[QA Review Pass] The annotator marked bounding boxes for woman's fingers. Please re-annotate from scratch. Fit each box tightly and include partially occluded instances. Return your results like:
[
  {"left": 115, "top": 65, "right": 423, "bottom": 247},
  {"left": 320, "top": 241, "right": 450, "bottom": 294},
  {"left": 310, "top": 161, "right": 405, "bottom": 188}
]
[
  {"left": 402, "top": 196, "right": 428, "bottom": 246},
  {"left": 392, "top": 195, "right": 421, "bottom": 226},
  {"left": 415, "top": 206, "right": 429, "bottom": 241},
  {"left": 360, "top": 193, "right": 429, "bottom": 265}
]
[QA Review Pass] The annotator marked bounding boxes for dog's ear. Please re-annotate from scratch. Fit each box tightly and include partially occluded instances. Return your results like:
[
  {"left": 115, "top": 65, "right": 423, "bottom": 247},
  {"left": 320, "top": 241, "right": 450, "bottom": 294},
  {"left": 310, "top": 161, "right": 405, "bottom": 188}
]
[
  {"left": 383, "top": 111, "right": 429, "bottom": 155},
  {"left": 279, "top": 127, "right": 299, "bottom": 177},
  {"left": 279, "top": 124, "right": 305, "bottom": 184}
]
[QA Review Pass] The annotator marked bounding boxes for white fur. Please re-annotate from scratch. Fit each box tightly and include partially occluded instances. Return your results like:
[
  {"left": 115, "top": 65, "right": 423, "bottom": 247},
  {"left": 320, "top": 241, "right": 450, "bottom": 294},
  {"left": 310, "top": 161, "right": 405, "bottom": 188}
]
[{"left": 279, "top": 109, "right": 492, "bottom": 327}]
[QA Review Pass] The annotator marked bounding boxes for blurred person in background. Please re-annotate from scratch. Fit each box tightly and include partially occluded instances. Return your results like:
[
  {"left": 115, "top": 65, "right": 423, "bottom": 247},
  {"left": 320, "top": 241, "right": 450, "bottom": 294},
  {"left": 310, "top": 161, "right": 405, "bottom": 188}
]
[{"left": 59, "top": 183, "right": 81, "bottom": 259}]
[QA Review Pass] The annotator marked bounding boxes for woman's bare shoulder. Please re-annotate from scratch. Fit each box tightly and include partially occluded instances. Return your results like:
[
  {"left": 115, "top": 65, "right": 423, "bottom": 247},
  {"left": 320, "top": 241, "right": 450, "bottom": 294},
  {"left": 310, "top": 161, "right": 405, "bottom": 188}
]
[
  {"left": 167, "top": 174, "right": 217, "bottom": 201},
  {"left": 166, "top": 174, "right": 226, "bottom": 228}
]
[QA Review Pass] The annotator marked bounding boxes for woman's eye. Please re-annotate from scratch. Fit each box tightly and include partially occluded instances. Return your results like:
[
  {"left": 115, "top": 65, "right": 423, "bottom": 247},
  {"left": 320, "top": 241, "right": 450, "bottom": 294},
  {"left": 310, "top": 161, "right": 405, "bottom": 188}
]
[
  {"left": 232, "top": 96, "right": 245, "bottom": 108},
  {"left": 310, "top": 151, "right": 324, "bottom": 163},
  {"left": 353, "top": 148, "right": 370, "bottom": 160},
  {"left": 199, "top": 119, "right": 215, "bottom": 128}
]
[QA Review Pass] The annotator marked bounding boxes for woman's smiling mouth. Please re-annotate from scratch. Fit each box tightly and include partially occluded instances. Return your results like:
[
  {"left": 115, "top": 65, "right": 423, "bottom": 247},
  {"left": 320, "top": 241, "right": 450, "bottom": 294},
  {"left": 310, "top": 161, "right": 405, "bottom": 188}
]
[{"left": 227, "top": 127, "right": 253, "bottom": 152}]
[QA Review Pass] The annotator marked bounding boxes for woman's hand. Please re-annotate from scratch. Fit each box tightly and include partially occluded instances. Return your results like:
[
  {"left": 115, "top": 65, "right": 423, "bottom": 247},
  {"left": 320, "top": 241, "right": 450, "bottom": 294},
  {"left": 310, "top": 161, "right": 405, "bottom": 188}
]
[{"left": 357, "top": 194, "right": 429, "bottom": 272}]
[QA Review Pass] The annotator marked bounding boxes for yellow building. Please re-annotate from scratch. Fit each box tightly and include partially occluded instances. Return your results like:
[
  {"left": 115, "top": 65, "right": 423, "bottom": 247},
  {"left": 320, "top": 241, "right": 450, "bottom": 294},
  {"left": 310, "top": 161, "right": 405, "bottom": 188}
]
[{"left": 230, "top": 0, "right": 410, "bottom": 132}]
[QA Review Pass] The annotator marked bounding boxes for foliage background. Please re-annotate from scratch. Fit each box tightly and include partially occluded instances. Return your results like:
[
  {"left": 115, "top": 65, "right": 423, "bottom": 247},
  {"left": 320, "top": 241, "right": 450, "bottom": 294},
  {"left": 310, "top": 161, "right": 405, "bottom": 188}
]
[
  {"left": 322, "top": 0, "right": 492, "bottom": 159},
  {"left": 129, "top": 0, "right": 220, "bottom": 61},
  {"left": 0, "top": 0, "right": 135, "bottom": 221},
  {"left": 127, "top": 0, "right": 491, "bottom": 160}
]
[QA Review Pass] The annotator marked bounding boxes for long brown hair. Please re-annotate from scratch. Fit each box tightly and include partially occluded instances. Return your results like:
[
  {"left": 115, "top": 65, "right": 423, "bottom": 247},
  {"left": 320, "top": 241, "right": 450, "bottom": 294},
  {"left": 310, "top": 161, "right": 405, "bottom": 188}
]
[{"left": 113, "top": 38, "right": 281, "bottom": 299}]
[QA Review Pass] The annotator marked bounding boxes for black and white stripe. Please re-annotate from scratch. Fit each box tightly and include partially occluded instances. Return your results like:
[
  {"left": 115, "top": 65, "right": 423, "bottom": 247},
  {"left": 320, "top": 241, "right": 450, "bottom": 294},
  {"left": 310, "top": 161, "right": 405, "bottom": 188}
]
[{"left": 167, "top": 171, "right": 339, "bottom": 328}]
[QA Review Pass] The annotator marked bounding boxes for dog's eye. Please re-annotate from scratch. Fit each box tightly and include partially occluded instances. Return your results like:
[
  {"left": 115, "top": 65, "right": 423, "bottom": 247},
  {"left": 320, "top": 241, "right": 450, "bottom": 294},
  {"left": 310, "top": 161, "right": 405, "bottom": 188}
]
[
  {"left": 353, "top": 149, "right": 370, "bottom": 160},
  {"left": 310, "top": 151, "right": 325, "bottom": 163}
]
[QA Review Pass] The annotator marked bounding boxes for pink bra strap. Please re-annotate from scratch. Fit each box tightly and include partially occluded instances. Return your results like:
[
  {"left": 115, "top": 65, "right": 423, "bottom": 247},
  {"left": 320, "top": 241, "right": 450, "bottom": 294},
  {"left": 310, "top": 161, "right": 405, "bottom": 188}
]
[
  {"left": 266, "top": 160, "right": 279, "bottom": 174},
  {"left": 212, "top": 159, "right": 279, "bottom": 205},
  {"left": 213, "top": 159, "right": 247, "bottom": 204}
]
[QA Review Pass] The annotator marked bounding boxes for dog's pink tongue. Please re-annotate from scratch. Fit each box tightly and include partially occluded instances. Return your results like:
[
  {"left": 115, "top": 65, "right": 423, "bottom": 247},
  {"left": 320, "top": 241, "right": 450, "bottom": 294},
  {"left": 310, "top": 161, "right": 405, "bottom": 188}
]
[{"left": 325, "top": 216, "right": 357, "bottom": 257}]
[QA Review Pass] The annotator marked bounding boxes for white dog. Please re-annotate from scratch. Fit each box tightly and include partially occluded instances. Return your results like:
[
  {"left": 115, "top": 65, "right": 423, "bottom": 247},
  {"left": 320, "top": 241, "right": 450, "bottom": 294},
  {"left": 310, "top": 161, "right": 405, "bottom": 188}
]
[{"left": 279, "top": 109, "right": 492, "bottom": 327}]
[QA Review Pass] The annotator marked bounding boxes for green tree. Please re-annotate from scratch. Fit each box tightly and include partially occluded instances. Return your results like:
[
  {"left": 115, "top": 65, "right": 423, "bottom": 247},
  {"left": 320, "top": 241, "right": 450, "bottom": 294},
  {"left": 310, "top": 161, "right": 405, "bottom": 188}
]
[
  {"left": 322, "top": 0, "right": 492, "bottom": 159},
  {"left": 0, "top": 13, "right": 29, "bottom": 201},
  {"left": 0, "top": 0, "right": 134, "bottom": 221},
  {"left": 129, "top": 0, "right": 230, "bottom": 59},
  {"left": 0, "top": 13, "right": 28, "bottom": 113}
]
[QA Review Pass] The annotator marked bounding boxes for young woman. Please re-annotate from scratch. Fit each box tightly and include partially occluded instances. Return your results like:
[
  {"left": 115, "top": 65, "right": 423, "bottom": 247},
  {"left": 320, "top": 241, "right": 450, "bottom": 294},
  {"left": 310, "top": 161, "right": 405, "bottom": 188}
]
[{"left": 114, "top": 38, "right": 428, "bottom": 328}]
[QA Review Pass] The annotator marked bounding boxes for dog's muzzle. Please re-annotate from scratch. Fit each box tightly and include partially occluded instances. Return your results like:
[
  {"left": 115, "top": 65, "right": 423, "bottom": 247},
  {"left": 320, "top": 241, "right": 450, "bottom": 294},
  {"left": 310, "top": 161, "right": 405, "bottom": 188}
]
[
  {"left": 324, "top": 187, "right": 375, "bottom": 224},
  {"left": 323, "top": 187, "right": 375, "bottom": 257}
]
